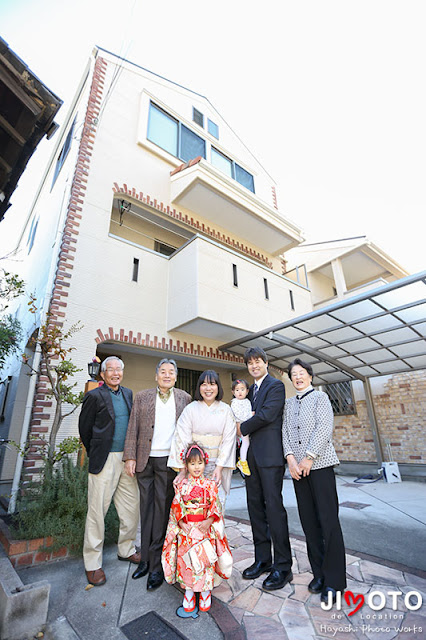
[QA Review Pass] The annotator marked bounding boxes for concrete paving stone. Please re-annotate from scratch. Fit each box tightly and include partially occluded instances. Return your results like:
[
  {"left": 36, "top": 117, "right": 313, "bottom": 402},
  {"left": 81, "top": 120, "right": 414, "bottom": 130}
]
[
  {"left": 359, "top": 560, "right": 406, "bottom": 586},
  {"left": 291, "top": 556, "right": 300, "bottom": 574},
  {"left": 235, "top": 523, "right": 252, "bottom": 534},
  {"left": 228, "top": 568, "right": 247, "bottom": 597},
  {"left": 290, "top": 583, "right": 312, "bottom": 603},
  {"left": 211, "top": 581, "right": 233, "bottom": 603},
  {"left": 290, "top": 539, "right": 308, "bottom": 552},
  {"left": 227, "top": 533, "right": 248, "bottom": 548},
  {"left": 292, "top": 571, "right": 313, "bottom": 585},
  {"left": 346, "top": 553, "right": 360, "bottom": 564},
  {"left": 233, "top": 557, "right": 255, "bottom": 572},
  {"left": 230, "top": 546, "right": 254, "bottom": 563},
  {"left": 402, "top": 572, "right": 426, "bottom": 593},
  {"left": 230, "top": 585, "right": 262, "bottom": 611},
  {"left": 252, "top": 591, "right": 283, "bottom": 617},
  {"left": 346, "top": 578, "right": 376, "bottom": 595},
  {"left": 279, "top": 595, "right": 313, "bottom": 620},
  {"left": 228, "top": 605, "right": 245, "bottom": 624},
  {"left": 293, "top": 550, "right": 312, "bottom": 573},
  {"left": 243, "top": 614, "right": 289, "bottom": 640},
  {"left": 346, "top": 563, "right": 364, "bottom": 581},
  {"left": 265, "top": 583, "right": 293, "bottom": 600}
]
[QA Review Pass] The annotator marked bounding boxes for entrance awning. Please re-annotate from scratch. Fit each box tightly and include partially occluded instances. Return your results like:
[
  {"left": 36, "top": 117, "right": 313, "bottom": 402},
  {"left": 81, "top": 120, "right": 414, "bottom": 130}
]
[
  {"left": 219, "top": 271, "right": 426, "bottom": 466},
  {"left": 219, "top": 271, "right": 426, "bottom": 384}
]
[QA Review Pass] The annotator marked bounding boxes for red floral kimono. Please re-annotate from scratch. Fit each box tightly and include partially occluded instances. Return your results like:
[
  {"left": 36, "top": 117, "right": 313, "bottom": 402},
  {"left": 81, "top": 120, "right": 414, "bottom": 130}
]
[{"left": 161, "top": 476, "right": 233, "bottom": 591}]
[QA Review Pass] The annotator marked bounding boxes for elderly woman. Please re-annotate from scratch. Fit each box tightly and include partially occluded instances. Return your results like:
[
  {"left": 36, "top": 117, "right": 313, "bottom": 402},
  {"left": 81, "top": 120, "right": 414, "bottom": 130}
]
[
  {"left": 283, "top": 358, "right": 346, "bottom": 604},
  {"left": 168, "top": 370, "right": 236, "bottom": 509}
]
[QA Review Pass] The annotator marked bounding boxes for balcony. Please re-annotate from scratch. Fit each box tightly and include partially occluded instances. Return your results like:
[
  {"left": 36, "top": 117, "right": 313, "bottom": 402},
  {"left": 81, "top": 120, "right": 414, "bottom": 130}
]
[
  {"left": 167, "top": 235, "right": 312, "bottom": 342},
  {"left": 170, "top": 158, "right": 303, "bottom": 256}
]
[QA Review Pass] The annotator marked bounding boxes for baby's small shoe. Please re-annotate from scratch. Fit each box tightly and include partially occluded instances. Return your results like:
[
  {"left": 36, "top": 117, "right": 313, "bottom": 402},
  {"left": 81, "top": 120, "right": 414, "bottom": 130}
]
[{"left": 237, "top": 459, "right": 251, "bottom": 476}]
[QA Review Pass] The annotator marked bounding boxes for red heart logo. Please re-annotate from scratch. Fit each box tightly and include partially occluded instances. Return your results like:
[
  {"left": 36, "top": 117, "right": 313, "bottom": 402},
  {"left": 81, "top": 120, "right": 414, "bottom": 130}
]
[{"left": 344, "top": 590, "right": 365, "bottom": 616}]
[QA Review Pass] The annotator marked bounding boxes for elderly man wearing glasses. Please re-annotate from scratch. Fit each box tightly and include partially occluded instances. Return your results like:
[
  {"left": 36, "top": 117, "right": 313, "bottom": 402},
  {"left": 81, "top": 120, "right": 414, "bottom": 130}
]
[{"left": 79, "top": 356, "right": 141, "bottom": 587}]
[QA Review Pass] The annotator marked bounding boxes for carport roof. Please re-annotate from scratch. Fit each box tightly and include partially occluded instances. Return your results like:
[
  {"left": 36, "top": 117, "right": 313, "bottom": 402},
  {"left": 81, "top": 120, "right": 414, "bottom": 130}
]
[{"left": 219, "top": 271, "right": 426, "bottom": 384}]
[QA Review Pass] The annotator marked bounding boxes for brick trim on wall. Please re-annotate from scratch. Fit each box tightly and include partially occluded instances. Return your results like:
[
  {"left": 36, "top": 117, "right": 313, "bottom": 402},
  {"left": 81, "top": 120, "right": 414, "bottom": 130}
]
[
  {"left": 95, "top": 328, "right": 245, "bottom": 364},
  {"left": 112, "top": 183, "right": 274, "bottom": 269},
  {"left": 24, "top": 57, "right": 108, "bottom": 479}
]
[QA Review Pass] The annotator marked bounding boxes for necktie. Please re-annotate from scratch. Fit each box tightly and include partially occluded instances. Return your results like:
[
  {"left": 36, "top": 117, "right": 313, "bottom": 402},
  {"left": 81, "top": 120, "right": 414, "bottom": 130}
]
[{"left": 253, "top": 383, "right": 259, "bottom": 403}]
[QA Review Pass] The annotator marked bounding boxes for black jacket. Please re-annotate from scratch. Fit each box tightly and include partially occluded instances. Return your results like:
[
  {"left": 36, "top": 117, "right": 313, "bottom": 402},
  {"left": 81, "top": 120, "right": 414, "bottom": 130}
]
[
  {"left": 240, "top": 374, "right": 285, "bottom": 467},
  {"left": 78, "top": 384, "right": 133, "bottom": 474}
]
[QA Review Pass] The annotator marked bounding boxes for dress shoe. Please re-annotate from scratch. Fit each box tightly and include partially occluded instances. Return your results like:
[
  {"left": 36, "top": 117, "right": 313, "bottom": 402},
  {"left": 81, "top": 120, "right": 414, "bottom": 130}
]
[
  {"left": 85, "top": 568, "right": 106, "bottom": 586},
  {"left": 132, "top": 561, "right": 149, "bottom": 579},
  {"left": 242, "top": 561, "right": 272, "bottom": 580},
  {"left": 321, "top": 586, "right": 338, "bottom": 604},
  {"left": 262, "top": 569, "right": 293, "bottom": 591},
  {"left": 118, "top": 551, "right": 141, "bottom": 564},
  {"left": 308, "top": 577, "right": 324, "bottom": 594},
  {"left": 147, "top": 571, "right": 163, "bottom": 590}
]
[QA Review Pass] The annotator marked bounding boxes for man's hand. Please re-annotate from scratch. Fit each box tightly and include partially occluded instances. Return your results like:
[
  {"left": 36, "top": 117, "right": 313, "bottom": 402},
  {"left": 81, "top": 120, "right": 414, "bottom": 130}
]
[
  {"left": 287, "top": 454, "right": 302, "bottom": 481},
  {"left": 212, "top": 466, "right": 223, "bottom": 487},
  {"left": 299, "top": 457, "right": 314, "bottom": 477},
  {"left": 124, "top": 459, "right": 136, "bottom": 477},
  {"left": 236, "top": 422, "right": 242, "bottom": 438},
  {"left": 173, "top": 470, "right": 186, "bottom": 486}
]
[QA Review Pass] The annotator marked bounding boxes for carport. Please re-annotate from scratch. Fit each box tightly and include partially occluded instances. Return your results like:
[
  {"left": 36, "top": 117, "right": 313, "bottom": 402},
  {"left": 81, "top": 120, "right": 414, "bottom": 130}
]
[{"left": 219, "top": 271, "right": 426, "bottom": 467}]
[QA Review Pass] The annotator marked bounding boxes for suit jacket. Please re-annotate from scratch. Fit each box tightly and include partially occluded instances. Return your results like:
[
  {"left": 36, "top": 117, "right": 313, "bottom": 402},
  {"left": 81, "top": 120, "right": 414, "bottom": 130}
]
[
  {"left": 78, "top": 384, "right": 133, "bottom": 474},
  {"left": 240, "top": 374, "right": 286, "bottom": 467},
  {"left": 123, "top": 387, "right": 192, "bottom": 473}
]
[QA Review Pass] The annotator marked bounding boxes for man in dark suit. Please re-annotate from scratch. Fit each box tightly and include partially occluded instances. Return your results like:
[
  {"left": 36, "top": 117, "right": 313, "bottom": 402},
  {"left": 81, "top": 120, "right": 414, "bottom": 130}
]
[
  {"left": 79, "top": 356, "right": 140, "bottom": 586},
  {"left": 239, "top": 347, "right": 293, "bottom": 590},
  {"left": 123, "top": 358, "right": 191, "bottom": 591}
]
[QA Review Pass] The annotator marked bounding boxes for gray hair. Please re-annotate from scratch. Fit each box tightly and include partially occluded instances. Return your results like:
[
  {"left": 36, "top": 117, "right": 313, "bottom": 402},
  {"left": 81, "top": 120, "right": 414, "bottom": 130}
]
[
  {"left": 101, "top": 356, "right": 125, "bottom": 372},
  {"left": 156, "top": 358, "right": 178, "bottom": 376}
]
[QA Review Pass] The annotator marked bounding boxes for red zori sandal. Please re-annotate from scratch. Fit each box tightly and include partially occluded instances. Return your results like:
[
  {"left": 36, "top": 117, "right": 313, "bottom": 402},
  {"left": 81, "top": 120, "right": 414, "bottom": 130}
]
[
  {"left": 183, "top": 592, "right": 196, "bottom": 612},
  {"left": 199, "top": 591, "right": 211, "bottom": 611}
]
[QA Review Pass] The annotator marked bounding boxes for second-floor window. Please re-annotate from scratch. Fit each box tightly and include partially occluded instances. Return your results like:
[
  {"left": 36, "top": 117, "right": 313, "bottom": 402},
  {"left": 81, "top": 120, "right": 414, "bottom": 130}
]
[{"left": 211, "top": 147, "right": 254, "bottom": 193}]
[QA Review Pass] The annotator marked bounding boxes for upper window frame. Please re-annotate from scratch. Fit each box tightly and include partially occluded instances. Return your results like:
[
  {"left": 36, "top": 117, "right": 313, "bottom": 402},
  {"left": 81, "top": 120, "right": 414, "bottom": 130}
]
[{"left": 147, "top": 101, "right": 254, "bottom": 193}]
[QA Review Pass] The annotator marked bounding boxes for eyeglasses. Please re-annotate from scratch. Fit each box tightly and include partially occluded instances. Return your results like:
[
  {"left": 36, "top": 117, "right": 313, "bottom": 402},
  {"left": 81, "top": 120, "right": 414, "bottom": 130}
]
[{"left": 106, "top": 368, "right": 123, "bottom": 373}]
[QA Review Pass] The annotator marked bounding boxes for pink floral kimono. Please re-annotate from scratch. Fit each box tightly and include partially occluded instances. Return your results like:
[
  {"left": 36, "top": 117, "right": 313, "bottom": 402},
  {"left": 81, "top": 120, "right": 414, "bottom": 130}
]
[{"left": 161, "top": 476, "right": 233, "bottom": 591}]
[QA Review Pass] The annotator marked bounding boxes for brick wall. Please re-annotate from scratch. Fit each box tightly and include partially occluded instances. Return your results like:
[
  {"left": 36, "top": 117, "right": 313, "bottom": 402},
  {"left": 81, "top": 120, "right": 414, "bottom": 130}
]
[{"left": 334, "top": 370, "right": 426, "bottom": 464}]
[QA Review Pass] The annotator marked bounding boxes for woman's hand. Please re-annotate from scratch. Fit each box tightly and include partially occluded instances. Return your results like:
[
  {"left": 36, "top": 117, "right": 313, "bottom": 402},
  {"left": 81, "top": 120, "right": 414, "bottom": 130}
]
[
  {"left": 287, "top": 455, "right": 301, "bottom": 481},
  {"left": 299, "top": 457, "right": 314, "bottom": 477},
  {"left": 173, "top": 469, "right": 186, "bottom": 486},
  {"left": 124, "top": 459, "right": 136, "bottom": 477},
  {"left": 212, "top": 466, "right": 223, "bottom": 487}
]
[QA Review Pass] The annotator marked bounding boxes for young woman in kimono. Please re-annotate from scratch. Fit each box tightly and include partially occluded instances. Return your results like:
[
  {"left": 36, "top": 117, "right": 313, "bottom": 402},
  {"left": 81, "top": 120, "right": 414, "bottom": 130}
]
[
  {"left": 162, "top": 443, "right": 233, "bottom": 613},
  {"left": 168, "top": 370, "right": 236, "bottom": 510}
]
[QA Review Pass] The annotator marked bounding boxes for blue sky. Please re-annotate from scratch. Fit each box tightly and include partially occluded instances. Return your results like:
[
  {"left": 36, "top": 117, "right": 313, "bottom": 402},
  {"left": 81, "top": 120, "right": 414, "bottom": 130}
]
[{"left": 1, "top": 0, "right": 425, "bottom": 273}]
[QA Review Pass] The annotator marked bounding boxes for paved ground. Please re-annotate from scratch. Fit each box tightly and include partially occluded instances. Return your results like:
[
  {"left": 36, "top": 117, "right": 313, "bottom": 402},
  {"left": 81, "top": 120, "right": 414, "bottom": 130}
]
[{"left": 16, "top": 474, "right": 426, "bottom": 640}]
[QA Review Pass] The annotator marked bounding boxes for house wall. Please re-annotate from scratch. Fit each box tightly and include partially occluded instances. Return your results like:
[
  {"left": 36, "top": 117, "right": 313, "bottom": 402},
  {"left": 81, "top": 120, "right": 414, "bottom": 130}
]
[{"left": 333, "top": 371, "right": 426, "bottom": 465}]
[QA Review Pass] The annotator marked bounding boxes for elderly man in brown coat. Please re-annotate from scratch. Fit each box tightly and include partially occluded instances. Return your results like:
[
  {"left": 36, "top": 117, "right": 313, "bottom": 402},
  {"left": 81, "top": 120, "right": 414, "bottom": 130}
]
[{"left": 123, "top": 358, "right": 191, "bottom": 591}]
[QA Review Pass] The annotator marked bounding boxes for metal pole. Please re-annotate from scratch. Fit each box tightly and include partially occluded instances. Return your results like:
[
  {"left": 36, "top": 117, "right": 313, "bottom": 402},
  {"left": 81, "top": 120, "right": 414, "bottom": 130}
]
[{"left": 363, "top": 378, "right": 384, "bottom": 467}]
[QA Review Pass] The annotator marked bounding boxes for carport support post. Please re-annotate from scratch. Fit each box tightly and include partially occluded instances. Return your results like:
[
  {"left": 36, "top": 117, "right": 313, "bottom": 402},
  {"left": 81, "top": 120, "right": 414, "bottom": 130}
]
[{"left": 363, "top": 378, "right": 384, "bottom": 467}]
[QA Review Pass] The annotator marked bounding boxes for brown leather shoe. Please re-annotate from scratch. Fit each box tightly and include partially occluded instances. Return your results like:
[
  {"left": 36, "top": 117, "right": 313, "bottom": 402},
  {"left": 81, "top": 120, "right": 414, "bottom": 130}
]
[
  {"left": 117, "top": 551, "right": 141, "bottom": 564},
  {"left": 86, "top": 568, "right": 106, "bottom": 586}
]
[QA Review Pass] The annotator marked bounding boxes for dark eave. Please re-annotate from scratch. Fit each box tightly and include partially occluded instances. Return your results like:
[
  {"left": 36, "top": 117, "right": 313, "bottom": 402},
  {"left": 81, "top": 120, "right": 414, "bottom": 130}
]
[{"left": 0, "top": 36, "right": 63, "bottom": 222}]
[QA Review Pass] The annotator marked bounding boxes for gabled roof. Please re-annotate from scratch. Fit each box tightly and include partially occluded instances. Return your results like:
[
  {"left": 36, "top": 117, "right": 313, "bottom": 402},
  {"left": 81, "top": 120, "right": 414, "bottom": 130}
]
[{"left": 0, "top": 37, "right": 62, "bottom": 222}]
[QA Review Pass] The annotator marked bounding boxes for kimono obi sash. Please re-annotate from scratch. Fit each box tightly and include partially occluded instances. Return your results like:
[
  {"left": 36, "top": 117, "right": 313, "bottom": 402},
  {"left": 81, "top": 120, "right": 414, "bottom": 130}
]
[{"left": 182, "top": 481, "right": 209, "bottom": 523}]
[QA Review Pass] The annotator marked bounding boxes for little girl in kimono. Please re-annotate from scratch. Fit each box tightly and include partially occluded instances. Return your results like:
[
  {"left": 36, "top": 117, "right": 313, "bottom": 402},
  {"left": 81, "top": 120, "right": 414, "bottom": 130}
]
[{"left": 162, "top": 442, "right": 233, "bottom": 613}]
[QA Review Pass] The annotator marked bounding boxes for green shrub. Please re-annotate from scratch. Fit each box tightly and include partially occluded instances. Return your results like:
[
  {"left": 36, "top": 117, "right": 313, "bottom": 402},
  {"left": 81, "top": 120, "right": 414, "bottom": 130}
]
[{"left": 11, "top": 457, "right": 119, "bottom": 553}]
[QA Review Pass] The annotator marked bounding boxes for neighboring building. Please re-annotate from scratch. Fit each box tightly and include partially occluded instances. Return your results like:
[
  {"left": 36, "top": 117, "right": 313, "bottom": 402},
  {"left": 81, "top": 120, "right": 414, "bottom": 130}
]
[
  {"left": 0, "top": 46, "right": 423, "bottom": 502},
  {"left": 0, "top": 36, "right": 62, "bottom": 222}
]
